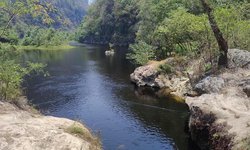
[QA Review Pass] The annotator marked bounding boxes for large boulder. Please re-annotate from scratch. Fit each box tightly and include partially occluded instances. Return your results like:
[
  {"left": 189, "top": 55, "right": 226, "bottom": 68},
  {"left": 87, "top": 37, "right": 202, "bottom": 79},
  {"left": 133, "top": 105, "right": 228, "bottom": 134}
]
[
  {"left": 194, "top": 77, "right": 225, "bottom": 94},
  {"left": 130, "top": 65, "right": 161, "bottom": 87},
  {"left": 228, "top": 49, "right": 250, "bottom": 69},
  {"left": 130, "top": 63, "right": 192, "bottom": 97},
  {"left": 0, "top": 102, "right": 101, "bottom": 150}
]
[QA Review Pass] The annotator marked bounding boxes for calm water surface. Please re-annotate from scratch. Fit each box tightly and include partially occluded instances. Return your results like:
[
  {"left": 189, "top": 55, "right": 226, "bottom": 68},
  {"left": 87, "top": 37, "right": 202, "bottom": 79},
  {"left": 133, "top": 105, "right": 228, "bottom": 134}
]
[{"left": 23, "top": 45, "right": 197, "bottom": 150}]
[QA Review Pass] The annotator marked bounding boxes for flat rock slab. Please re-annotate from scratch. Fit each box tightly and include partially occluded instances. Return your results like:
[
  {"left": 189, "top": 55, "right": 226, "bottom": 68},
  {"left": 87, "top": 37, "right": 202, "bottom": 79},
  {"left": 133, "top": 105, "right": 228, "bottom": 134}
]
[{"left": 0, "top": 102, "right": 101, "bottom": 150}]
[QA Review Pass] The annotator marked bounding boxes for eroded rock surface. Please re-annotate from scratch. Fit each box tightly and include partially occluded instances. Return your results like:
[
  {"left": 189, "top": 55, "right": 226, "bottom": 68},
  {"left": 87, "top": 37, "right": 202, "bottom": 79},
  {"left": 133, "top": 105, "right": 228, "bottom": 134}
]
[
  {"left": 194, "top": 76, "right": 225, "bottom": 94},
  {"left": 228, "top": 49, "right": 250, "bottom": 69},
  {"left": 130, "top": 60, "right": 192, "bottom": 97},
  {"left": 187, "top": 49, "right": 250, "bottom": 149},
  {"left": 130, "top": 49, "right": 250, "bottom": 149},
  {"left": 0, "top": 102, "right": 101, "bottom": 150}
]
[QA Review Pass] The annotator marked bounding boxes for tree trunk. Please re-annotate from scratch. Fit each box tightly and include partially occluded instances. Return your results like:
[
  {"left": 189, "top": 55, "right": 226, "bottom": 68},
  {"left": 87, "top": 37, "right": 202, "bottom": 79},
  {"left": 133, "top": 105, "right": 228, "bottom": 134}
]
[{"left": 200, "top": 0, "right": 228, "bottom": 67}]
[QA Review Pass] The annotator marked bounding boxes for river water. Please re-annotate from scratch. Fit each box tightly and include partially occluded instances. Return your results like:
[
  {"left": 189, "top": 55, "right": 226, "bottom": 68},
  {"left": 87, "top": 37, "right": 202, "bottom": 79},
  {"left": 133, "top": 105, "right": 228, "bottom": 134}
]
[{"left": 23, "top": 45, "right": 197, "bottom": 150}]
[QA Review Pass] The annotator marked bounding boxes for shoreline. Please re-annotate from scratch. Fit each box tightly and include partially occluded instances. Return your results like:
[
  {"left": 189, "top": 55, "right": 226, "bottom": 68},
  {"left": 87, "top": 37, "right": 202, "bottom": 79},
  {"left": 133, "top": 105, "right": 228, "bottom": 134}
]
[
  {"left": 0, "top": 99, "right": 102, "bottom": 150},
  {"left": 18, "top": 44, "right": 75, "bottom": 51},
  {"left": 130, "top": 49, "right": 250, "bottom": 149}
]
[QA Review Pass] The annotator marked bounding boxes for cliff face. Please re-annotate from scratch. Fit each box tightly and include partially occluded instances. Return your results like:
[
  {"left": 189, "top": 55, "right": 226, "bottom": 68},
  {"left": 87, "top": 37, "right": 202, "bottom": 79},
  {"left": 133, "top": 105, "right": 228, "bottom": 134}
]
[{"left": 0, "top": 101, "right": 101, "bottom": 150}]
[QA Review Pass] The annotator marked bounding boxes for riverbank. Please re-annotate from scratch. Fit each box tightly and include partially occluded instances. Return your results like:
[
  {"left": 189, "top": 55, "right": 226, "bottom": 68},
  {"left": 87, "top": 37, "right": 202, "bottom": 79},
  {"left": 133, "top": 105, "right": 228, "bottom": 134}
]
[
  {"left": 130, "top": 49, "right": 250, "bottom": 149},
  {"left": 18, "top": 44, "right": 75, "bottom": 51},
  {"left": 0, "top": 99, "right": 101, "bottom": 150}
]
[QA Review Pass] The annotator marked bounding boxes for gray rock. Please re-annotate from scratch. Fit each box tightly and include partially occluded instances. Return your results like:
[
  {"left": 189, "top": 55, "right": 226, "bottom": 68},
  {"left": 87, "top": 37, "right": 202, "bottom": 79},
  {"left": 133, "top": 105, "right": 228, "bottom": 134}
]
[
  {"left": 195, "top": 77, "right": 225, "bottom": 94},
  {"left": 228, "top": 49, "right": 250, "bottom": 69},
  {"left": 130, "top": 65, "right": 160, "bottom": 87}
]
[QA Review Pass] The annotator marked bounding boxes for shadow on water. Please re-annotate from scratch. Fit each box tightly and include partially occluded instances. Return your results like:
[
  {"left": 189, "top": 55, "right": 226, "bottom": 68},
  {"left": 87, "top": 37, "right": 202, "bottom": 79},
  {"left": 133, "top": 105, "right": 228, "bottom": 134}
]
[{"left": 22, "top": 45, "right": 199, "bottom": 150}]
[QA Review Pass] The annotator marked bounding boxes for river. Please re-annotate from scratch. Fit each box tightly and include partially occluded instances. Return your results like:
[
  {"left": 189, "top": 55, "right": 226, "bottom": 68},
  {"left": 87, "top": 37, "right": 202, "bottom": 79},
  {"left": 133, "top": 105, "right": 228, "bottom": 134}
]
[{"left": 22, "top": 45, "right": 198, "bottom": 150}]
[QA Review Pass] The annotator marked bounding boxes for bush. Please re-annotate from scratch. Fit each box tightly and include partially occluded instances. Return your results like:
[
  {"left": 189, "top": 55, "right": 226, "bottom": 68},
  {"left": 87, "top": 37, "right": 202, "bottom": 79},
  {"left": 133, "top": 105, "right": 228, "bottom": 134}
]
[
  {"left": 21, "top": 27, "right": 70, "bottom": 47},
  {"left": 158, "top": 64, "right": 173, "bottom": 74},
  {"left": 126, "top": 41, "right": 156, "bottom": 65},
  {"left": 0, "top": 44, "right": 45, "bottom": 101}
]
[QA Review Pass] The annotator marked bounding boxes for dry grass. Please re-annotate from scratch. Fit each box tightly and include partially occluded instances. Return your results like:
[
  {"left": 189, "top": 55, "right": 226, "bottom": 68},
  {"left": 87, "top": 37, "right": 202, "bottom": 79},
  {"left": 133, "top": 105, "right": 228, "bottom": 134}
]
[{"left": 65, "top": 122, "right": 102, "bottom": 150}]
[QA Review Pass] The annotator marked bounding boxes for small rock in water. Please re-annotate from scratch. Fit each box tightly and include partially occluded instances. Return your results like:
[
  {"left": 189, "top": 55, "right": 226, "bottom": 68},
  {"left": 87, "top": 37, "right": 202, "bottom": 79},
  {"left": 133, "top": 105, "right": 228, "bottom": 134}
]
[{"left": 105, "top": 49, "right": 115, "bottom": 56}]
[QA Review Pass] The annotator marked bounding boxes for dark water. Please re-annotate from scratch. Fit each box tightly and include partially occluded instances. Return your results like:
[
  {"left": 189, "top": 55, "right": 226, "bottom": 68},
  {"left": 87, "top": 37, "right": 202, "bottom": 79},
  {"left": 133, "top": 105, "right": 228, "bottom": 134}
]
[{"left": 23, "top": 45, "right": 196, "bottom": 150}]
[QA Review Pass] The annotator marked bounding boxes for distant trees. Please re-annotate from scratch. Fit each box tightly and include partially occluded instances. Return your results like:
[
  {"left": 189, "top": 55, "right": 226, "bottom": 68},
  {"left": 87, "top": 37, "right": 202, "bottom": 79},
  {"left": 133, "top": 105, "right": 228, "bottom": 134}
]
[
  {"left": 76, "top": 0, "right": 139, "bottom": 45},
  {"left": 78, "top": 0, "right": 250, "bottom": 66},
  {"left": 21, "top": 27, "right": 70, "bottom": 47}
]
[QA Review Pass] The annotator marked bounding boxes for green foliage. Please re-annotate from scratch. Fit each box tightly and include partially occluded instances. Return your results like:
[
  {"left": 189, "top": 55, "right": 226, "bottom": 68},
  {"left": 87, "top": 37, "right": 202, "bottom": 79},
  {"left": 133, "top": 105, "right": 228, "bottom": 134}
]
[
  {"left": 154, "top": 8, "right": 208, "bottom": 57},
  {"left": 0, "top": 44, "right": 45, "bottom": 101},
  {"left": 205, "top": 63, "right": 212, "bottom": 72},
  {"left": 21, "top": 27, "right": 70, "bottom": 47},
  {"left": 76, "top": 0, "right": 139, "bottom": 45},
  {"left": 158, "top": 64, "right": 173, "bottom": 74},
  {"left": 214, "top": 6, "right": 250, "bottom": 50},
  {"left": 79, "top": 0, "right": 250, "bottom": 65},
  {"left": 126, "top": 41, "right": 155, "bottom": 65}
]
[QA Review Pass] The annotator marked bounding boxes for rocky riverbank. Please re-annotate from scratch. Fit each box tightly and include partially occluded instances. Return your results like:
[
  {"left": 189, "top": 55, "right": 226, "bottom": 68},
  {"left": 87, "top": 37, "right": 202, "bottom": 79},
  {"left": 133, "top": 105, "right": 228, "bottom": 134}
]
[
  {"left": 130, "top": 49, "right": 250, "bottom": 149},
  {"left": 0, "top": 100, "right": 101, "bottom": 150}
]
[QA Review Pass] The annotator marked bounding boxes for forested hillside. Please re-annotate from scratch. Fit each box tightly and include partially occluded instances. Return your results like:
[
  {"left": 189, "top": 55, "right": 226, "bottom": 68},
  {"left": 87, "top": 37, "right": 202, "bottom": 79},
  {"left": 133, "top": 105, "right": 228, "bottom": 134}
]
[
  {"left": 0, "top": 0, "right": 89, "bottom": 47},
  {"left": 23, "top": 0, "right": 89, "bottom": 29},
  {"left": 77, "top": 0, "right": 249, "bottom": 62}
]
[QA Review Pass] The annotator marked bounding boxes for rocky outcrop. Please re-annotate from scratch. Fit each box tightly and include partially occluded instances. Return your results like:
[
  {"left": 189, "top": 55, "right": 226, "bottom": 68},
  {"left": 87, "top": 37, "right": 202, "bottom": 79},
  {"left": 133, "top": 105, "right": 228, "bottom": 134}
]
[
  {"left": 130, "top": 65, "right": 161, "bottom": 87},
  {"left": 228, "top": 49, "right": 250, "bottom": 69},
  {"left": 186, "top": 49, "right": 250, "bottom": 149},
  {"left": 130, "top": 49, "right": 250, "bottom": 149},
  {"left": 130, "top": 60, "right": 192, "bottom": 97},
  {"left": 0, "top": 101, "right": 101, "bottom": 150}
]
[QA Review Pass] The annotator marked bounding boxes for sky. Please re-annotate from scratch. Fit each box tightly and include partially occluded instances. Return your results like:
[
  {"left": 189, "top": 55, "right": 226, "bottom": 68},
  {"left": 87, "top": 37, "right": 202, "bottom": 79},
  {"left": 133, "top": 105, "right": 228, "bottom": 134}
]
[{"left": 88, "top": 0, "right": 94, "bottom": 4}]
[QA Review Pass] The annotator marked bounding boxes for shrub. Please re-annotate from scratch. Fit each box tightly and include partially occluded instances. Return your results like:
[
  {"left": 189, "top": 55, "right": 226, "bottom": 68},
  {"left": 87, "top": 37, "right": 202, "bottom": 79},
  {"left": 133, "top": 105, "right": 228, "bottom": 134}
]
[
  {"left": 158, "top": 64, "right": 173, "bottom": 74},
  {"left": 126, "top": 41, "right": 156, "bottom": 65},
  {"left": 0, "top": 44, "right": 45, "bottom": 101}
]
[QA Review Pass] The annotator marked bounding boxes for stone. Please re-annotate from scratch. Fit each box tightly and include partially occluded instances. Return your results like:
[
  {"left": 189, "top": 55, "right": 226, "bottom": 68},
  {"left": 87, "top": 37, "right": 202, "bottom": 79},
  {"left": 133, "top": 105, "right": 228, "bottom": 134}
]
[
  {"left": 194, "top": 77, "right": 225, "bottom": 94},
  {"left": 130, "top": 65, "right": 160, "bottom": 87},
  {"left": 228, "top": 49, "right": 250, "bottom": 69},
  {"left": 0, "top": 102, "right": 101, "bottom": 150}
]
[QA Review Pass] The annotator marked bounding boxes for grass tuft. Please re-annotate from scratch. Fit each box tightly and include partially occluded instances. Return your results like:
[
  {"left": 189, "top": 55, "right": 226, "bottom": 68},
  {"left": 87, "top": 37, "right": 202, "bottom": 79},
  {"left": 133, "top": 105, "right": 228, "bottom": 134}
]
[{"left": 66, "top": 122, "right": 102, "bottom": 150}]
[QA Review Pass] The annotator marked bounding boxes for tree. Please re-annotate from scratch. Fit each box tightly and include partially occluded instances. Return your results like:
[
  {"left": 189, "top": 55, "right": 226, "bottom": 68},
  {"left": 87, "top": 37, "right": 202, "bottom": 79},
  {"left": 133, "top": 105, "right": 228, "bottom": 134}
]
[
  {"left": 200, "top": 0, "right": 228, "bottom": 67},
  {"left": 0, "top": 0, "right": 54, "bottom": 38}
]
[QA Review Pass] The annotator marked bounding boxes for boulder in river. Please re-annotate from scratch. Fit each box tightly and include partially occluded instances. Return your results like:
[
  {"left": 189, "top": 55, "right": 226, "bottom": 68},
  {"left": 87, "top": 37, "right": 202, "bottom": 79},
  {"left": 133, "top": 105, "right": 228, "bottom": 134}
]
[{"left": 105, "top": 49, "right": 115, "bottom": 56}]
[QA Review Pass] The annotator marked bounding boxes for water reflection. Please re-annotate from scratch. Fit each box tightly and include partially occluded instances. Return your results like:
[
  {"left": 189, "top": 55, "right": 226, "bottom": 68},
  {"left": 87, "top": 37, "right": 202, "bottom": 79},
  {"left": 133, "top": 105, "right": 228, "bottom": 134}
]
[{"left": 23, "top": 45, "right": 198, "bottom": 150}]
